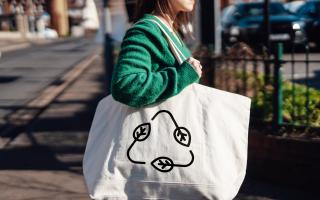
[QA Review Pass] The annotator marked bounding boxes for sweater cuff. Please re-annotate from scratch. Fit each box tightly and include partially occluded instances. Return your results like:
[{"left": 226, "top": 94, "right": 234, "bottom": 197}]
[{"left": 177, "top": 60, "right": 200, "bottom": 83}]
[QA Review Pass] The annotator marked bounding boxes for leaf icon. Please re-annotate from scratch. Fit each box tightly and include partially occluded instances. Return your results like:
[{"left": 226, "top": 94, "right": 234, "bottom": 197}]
[
  {"left": 151, "top": 157, "right": 174, "bottom": 172},
  {"left": 173, "top": 127, "right": 191, "bottom": 147},
  {"left": 133, "top": 123, "right": 151, "bottom": 141}
]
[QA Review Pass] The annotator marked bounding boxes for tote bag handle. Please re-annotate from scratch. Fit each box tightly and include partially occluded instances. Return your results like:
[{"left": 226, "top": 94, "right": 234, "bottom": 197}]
[{"left": 133, "top": 18, "right": 187, "bottom": 65}]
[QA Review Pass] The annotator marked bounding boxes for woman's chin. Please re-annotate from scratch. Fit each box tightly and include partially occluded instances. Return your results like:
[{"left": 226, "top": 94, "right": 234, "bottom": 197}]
[{"left": 182, "top": 5, "right": 194, "bottom": 12}]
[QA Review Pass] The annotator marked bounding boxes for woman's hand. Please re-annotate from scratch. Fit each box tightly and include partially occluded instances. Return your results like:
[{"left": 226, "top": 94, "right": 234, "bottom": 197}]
[{"left": 186, "top": 57, "right": 202, "bottom": 78}]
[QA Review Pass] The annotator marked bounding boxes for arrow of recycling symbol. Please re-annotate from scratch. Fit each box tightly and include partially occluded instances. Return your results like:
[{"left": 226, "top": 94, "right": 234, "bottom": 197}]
[{"left": 127, "top": 110, "right": 194, "bottom": 172}]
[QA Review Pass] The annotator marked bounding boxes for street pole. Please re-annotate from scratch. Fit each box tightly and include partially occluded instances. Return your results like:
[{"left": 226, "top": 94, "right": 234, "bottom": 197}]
[
  {"left": 263, "top": 0, "right": 271, "bottom": 50},
  {"left": 200, "top": 0, "right": 221, "bottom": 54},
  {"left": 214, "top": 0, "right": 222, "bottom": 55},
  {"left": 263, "top": 0, "right": 271, "bottom": 84},
  {"left": 50, "top": 0, "right": 69, "bottom": 37},
  {"left": 200, "top": 0, "right": 214, "bottom": 48},
  {"left": 103, "top": 0, "right": 114, "bottom": 95}
]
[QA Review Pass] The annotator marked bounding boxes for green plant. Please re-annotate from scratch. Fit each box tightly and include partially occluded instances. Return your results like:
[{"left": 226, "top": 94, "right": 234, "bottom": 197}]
[
  {"left": 251, "top": 79, "right": 320, "bottom": 127},
  {"left": 281, "top": 82, "right": 320, "bottom": 126}
]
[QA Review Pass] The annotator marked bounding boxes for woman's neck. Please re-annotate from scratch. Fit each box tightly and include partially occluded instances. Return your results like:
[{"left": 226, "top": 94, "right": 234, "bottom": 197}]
[{"left": 151, "top": 11, "right": 176, "bottom": 30}]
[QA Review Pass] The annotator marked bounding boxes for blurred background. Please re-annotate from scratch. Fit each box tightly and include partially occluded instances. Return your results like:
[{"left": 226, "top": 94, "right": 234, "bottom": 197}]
[{"left": 0, "top": 0, "right": 319, "bottom": 199}]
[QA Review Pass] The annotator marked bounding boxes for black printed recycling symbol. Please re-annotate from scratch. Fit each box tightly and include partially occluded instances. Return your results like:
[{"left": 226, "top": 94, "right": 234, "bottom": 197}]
[{"left": 126, "top": 110, "right": 194, "bottom": 173}]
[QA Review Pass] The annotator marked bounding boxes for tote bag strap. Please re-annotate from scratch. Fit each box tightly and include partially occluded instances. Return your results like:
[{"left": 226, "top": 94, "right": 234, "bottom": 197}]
[{"left": 133, "top": 18, "right": 187, "bottom": 65}]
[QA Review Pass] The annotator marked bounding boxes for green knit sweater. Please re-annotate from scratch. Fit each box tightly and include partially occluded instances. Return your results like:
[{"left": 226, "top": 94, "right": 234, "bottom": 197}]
[{"left": 111, "top": 14, "right": 199, "bottom": 108}]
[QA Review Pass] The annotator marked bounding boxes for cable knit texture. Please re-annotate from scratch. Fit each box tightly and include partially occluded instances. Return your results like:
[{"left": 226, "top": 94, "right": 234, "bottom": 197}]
[{"left": 111, "top": 14, "right": 199, "bottom": 108}]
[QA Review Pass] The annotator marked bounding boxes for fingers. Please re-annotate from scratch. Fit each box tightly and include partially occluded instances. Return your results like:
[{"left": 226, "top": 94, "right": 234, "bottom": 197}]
[
  {"left": 187, "top": 57, "right": 202, "bottom": 78},
  {"left": 191, "top": 57, "right": 202, "bottom": 77},
  {"left": 188, "top": 57, "right": 200, "bottom": 65}
]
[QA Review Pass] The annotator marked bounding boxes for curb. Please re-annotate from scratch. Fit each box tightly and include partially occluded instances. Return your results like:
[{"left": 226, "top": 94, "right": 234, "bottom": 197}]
[
  {"left": 0, "top": 43, "right": 31, "bottom": 53},
  {"left": 0, "top": 37, "right": 89, "bottom": 53},
  {"left": 247, "top": 132, "right": 320, "bottom": 190}
]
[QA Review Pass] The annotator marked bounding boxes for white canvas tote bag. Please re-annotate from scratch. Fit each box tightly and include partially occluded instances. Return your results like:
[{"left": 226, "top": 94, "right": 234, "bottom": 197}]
[{"left": 83, "top": 17, "right": 251, "bottom": 200}]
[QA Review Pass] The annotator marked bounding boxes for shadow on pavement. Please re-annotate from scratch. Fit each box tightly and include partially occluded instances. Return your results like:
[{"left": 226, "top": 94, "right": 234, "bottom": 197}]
[{"left": 0, "top": 57, "right": 106, "bottom": 176}]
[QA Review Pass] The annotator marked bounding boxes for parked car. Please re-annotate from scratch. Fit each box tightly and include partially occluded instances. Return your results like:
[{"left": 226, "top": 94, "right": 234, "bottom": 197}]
[
  {"left": 295, "top": 1, "right": 320, "bottom": 48},
  {"left": 221, "top": 2, "right": 306, "bottom": 48}
]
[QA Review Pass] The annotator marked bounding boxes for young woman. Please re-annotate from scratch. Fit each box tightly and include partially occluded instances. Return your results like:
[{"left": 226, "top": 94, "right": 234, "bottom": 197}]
[
  {"left": 111, "top": 0, "right": 202, "bottom": 108},
  {"left": 84, "top": 2, "right": 250, "bottom": 199}
]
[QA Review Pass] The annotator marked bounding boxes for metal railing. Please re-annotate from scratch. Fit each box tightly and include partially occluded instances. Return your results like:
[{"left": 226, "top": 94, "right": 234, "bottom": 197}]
[{"left": 195, "top": 43, "right": 320, "bottom": 131}]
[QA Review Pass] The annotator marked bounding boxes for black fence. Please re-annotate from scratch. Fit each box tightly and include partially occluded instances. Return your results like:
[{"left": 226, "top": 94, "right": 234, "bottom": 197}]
[{"left": 195, "top": 42, "right": 320, "bottom": 132}]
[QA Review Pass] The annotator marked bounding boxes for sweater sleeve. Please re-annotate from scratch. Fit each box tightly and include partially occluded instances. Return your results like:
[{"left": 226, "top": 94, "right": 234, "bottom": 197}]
[{"left": 111, "top": 26, "right": 199, "bottom": 108}]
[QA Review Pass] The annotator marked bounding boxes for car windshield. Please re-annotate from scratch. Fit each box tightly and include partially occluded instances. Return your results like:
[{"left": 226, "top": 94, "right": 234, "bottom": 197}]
[
  {"left": 239, "top": 3, "right": 289, "bottom": 16},
  {"left": 298, "top": 2, "right": 320, "bottom": 16}
]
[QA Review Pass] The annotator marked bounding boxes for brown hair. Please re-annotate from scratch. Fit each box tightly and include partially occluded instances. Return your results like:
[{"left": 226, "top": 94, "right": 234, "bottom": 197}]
[{"left": 133, "top": 0, "right": 196, "bottom": 39}]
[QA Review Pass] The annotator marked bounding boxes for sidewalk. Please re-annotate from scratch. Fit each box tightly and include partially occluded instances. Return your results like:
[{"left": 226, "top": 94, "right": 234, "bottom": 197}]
[{"left": 0, "top": 55, "right": 106, "bottom": 200}]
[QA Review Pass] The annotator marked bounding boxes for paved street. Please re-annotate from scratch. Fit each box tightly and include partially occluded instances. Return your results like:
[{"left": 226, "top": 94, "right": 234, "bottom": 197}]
[
  {"left": 0, "top": 37, "right": 99, "bottom": 128},
  {"left": 244, "top": 52, "right": 320, "bottom": 89},
  {"left": 0, "top": 54, "right": 105, "bottom": 200},
  {"left": 282, "top": 52, "right": 320, "bottom": 89}
]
